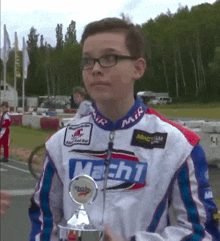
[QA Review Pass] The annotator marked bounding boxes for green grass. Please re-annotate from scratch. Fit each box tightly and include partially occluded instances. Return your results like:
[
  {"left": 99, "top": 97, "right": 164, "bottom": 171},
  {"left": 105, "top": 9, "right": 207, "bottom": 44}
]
[
  {"left": 151, "top": 102, "right": 220, "bottom": 109},
  {"left": 9, "top": 125, "right": 55, "bottom": 161},
  {"left": 149, "top": 102, "right": 220, "bottom": 119},
  {"left": 152, "top": 108, "right": 220, "bottom": 119},
  {"left": 10, "top": 125, "right": 55, "bottom": 150}
]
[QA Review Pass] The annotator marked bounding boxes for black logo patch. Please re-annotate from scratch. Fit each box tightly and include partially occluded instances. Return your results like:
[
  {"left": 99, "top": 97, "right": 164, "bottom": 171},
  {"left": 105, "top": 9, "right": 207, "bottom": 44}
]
[
  {"left": 212, "top": 209, "right": 219, "bottom": 227},
  {"left": 131, "top": 130, "right": 167, "bottom": 149}
]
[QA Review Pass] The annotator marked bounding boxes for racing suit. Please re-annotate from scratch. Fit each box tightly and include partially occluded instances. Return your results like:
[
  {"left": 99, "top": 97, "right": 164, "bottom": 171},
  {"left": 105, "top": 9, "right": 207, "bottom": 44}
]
[
  {"left": 29, "top": 98, "right": 220, "bottom": 241},
  {"left": 0, "top": 111, "right": 11, "bottom": 159},
  {"left": 74, "top": 100, "right": 94, "bottom": 119}
]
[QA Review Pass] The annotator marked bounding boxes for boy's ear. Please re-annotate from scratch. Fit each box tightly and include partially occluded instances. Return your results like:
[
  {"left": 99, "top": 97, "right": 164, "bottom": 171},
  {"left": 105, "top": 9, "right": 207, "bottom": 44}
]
[{"left": 134, "top": 58, "right": 146, "bottom": 80}]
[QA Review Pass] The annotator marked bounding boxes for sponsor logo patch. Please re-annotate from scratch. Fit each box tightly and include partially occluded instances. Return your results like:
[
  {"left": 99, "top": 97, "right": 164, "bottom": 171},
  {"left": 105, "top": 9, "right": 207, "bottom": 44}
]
[
  {"left": 212, "top": 209, "right": 219, "bottom": 227},
  {"left": 69, "top": 158, "right": 148, "bottom": 184},
  {"left": 64, "top": 123, "right": 92, "bottom": 146},
  {"left": 131, "top": 130, "right": 167, "bottom": 149}
]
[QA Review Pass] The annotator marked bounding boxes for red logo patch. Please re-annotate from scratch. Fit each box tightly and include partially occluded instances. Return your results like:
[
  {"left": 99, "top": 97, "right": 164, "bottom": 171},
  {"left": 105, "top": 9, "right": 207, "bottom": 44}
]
[{"left": 73, "top": 128, "right": 83, "bottom": 138}]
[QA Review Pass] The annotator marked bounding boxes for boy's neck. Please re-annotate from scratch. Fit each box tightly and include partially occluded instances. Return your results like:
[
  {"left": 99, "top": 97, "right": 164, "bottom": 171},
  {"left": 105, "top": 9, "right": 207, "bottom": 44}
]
[{"left": 96, "top": 96, "right": 135, "bottom": 123}]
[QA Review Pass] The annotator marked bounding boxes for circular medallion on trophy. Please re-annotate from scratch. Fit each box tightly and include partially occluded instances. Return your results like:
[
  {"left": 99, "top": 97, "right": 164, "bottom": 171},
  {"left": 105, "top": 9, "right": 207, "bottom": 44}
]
[{"left": 69, "top": 174, "right": 98, "bottom": 205}]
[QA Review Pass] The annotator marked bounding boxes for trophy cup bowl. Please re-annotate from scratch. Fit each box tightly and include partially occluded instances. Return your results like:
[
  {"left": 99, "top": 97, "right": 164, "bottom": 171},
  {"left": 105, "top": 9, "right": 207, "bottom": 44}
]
[{"left": 59, "top": 174, "right": 104, "bottom": 241}]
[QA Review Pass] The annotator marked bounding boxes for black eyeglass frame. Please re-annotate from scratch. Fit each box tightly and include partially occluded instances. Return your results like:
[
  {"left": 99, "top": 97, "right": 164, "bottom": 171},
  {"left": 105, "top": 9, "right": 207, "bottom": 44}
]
[{"left": 80, "top": 54, "right": 137, "bottom": 70}]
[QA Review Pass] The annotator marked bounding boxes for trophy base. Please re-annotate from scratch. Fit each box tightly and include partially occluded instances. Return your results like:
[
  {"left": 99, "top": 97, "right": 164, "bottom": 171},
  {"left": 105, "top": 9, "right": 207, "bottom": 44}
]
[{"left": 59, "top": 224, "right": 104, "bottom": 241}]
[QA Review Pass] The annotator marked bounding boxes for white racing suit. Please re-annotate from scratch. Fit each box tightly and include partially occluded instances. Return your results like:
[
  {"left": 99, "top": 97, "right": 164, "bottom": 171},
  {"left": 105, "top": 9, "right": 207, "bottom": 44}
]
[{"left": 29, "top": 98, "right": 220, "bottom": 241}]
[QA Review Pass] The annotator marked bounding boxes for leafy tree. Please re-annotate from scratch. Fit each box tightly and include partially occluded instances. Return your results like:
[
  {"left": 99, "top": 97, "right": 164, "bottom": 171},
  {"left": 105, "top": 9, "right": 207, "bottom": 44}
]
[
  {"left": 27, "top": 27, "right": 39, "bottom": 50},
  {"left": 65, "top": 20, "right": 77, "bottom": 45},
  {"left": 209, "top": 46, "right": 220, "bottom": 74},
  {"left": 209, "top": 46, "right": 220, "bottom": 100},
  {"left": 13, "top": 1, "right": 220, "bottom": 103},
  {"left": 26, "top": 27, "right": 44, "bottom": 96},
  {"left": 40, "top": 35, "right": 44, "bottom": 47},
  {"left": 56, "top": 24, "right": 64, "bottom": 49}
]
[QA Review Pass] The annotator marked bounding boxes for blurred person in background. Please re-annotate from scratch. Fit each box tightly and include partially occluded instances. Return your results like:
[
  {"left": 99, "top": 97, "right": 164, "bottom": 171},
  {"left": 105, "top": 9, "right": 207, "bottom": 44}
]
[
  {"left": 69, "top": 94, "right": 78, "bottom": 109},
  {"left": 0, "top": 102, "right": 11, "bottom": 162},
  {"left": 72, "top": 86, "right": 94, "bottom": 121},
  {"left": 61, "top": 86, "right": 94, "bottom": 127}
]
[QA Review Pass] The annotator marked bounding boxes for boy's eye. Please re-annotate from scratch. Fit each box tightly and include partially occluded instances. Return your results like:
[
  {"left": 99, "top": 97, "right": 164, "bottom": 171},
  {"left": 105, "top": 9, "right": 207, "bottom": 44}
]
[
  {"left": 84, "top": 58, "right": 93, "bottom": 64},
  {"left": 102, "top": 55, "right": 115, "bottom": 62}
]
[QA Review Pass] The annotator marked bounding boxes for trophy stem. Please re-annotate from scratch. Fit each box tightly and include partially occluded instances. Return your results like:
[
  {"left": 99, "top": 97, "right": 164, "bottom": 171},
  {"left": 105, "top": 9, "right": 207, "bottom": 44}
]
[
  {"left": 67, "top": 204, "right": 93, "bottom": 229},
  {"left": 59, "top": 174, "right": 104, "bottom": 241}
]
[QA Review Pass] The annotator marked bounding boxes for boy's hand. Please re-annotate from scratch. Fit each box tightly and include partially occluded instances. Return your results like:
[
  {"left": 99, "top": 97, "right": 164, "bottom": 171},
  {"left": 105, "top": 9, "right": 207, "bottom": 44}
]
[
  {"left": 104, "top": 224, "right": 127, "bottom": 241},
  {"left": 0, "top": 190, "right": 11, "bottom": 218}
]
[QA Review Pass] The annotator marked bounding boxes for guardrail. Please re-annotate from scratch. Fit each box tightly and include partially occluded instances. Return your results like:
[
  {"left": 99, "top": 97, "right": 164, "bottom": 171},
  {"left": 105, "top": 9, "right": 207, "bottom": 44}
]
[{"left": 177, "top": 120, "right": 220, "bottom": 168}]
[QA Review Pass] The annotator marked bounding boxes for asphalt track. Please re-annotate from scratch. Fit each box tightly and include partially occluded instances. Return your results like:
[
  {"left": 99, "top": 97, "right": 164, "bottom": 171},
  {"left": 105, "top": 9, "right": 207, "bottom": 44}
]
[
  {"left": 0, "top": 157, "right": 220, "bottom": 241},
  {"left": 0, "top": 158, "right": 36, "bottom": 241}
]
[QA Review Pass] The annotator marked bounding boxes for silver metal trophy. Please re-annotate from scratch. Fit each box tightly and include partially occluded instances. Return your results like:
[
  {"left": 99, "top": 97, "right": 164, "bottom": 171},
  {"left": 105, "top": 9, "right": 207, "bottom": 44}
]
[{"left": 59, "top": 174, "right": 104, "bottom": 241}]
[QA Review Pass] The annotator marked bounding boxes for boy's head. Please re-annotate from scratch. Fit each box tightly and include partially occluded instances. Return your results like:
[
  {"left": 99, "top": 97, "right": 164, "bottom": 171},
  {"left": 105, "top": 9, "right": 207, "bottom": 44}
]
[
  {"left": 1, "top": 102, "right": 9, "bottom": 112},
  {"left": 81, "top": 17, "right": 146, "bottom": 59},
  {"left": 81, "top": 18, "right": 146, "bottom": 104},
  {"left": 73, "top": 86, "right": 87, "bottom": 104}
]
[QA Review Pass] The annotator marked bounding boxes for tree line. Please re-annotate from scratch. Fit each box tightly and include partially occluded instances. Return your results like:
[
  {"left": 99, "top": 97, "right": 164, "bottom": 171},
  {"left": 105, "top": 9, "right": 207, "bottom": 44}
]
[{"left": 1, "top": 0, "right": 220, "bottom": 103}]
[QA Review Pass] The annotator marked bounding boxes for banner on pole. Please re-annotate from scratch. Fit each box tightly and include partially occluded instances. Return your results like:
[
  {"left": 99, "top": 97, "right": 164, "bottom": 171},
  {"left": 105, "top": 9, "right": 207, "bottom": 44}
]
[
  {"left": 1, "top": 25, "right": 11, "bottom": 63},
  {"left": 23, "top": 37, "right": 30, "bottom": 79},
  {"left": 14, "top": 32, "right": 21, "bottom": 77}
]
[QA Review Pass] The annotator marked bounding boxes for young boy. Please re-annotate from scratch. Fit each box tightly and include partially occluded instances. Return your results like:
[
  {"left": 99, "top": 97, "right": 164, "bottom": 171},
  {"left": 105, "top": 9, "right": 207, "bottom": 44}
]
[
  {"left": 72, "top": 86, "right": 94, "bottom": 121},
  {"left": 29, "top": 18, "right": 220, "bottom": 241},
  {"left": 0, "top": 102, "right": 11, "bottom": 162}
]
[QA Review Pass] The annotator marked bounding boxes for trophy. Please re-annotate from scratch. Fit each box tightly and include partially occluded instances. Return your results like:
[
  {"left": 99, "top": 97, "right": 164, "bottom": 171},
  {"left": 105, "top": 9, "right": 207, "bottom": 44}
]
[{"left": 59, "top": 174, "right": 104, "bottom": 241}]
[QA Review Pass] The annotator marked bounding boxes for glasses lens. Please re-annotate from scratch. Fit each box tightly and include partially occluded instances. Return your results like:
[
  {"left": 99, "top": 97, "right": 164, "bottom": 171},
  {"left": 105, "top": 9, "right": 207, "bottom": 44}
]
[
  {"left": 81, "top": 58, "right": 94, "bottom": 69},
  {"left": 100, "top": 55, "right": 117, "bottom": 67}
]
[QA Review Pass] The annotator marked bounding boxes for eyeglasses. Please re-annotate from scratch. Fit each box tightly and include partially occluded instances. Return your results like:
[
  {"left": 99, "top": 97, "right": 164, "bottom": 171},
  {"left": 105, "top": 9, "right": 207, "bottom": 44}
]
[{"left": 80, "top": 54, "right": 137, "bottom": 70}]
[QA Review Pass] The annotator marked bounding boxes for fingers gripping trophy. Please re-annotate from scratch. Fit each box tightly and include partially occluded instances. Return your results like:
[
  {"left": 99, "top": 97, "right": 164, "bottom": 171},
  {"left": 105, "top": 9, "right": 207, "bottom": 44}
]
[{"left": 59, "top": 174, "right": 104, "bottom": 241}]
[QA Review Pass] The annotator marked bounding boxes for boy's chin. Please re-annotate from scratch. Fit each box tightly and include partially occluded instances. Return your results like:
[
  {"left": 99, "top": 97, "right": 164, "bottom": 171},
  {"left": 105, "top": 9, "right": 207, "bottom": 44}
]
[{"left": 90, "top": 91, "right": 113, "bottom": 102}]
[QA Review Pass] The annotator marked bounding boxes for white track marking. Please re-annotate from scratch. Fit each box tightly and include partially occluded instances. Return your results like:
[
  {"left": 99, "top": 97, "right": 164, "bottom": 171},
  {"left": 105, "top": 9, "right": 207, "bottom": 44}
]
[
  {"left": 0, "top": 163, "right": 30, "bottom": 173},
  {"left": 9, "top": 158, "right": 28, "bottom": 165},
  {"left": 5, "top": 189, "right": 35, "bottom": 196}
]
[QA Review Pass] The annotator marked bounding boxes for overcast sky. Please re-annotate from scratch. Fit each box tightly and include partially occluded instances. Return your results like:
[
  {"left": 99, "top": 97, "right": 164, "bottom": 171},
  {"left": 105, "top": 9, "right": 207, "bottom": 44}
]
[{"left": 1, "top": 0, "right": 217, "bottom": 49}]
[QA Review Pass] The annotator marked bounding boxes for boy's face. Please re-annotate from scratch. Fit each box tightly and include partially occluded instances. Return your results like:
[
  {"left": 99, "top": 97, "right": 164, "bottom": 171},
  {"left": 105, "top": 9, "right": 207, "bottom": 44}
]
[
  {"left": 73, "top": 93, "right": 84, "bottom": 104},
  {"left": 82, "top": 32, "right": 141, "bottom": 104},
  {"left": 1, "top": 105, "right": 7, "bottom": 112}
]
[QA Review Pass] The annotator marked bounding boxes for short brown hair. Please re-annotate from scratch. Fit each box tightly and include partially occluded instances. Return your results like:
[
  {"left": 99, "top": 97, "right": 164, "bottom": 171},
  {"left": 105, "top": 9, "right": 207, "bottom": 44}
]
[
  {"left": 1, "top": 101, "right": 9, "bottom": 108},
  {"left": 73, "top": 86, "right": 87, "bottom": 98},
  {"left": 81, "top": 18, "right": 146, "bottom": 59}
]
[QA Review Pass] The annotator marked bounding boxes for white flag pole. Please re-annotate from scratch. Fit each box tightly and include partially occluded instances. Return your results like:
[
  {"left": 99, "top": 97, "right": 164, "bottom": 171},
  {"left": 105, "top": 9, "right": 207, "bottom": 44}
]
[
  {"left": 3, "top": 25, "right": 7, "bottom": 100},
  {"left": 2, "top": 25, "right": 11, "bottom": 102},
  {"left": 3, "top": 61, "right": 6, "bottom": 101},
  {"left": 22, "top": 37, "right": 25, "bottom": 113},
  {"left": 22, "top": 37, "right": 30, "bottom": 113},
  {"left": 14, "top": 32, "right": 18, "bottom": 112}
]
